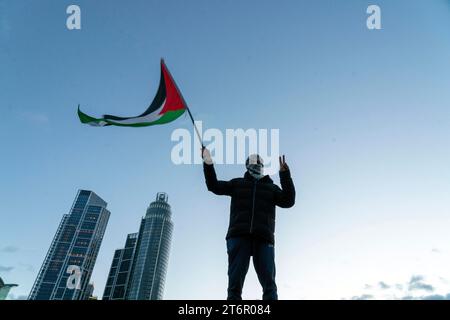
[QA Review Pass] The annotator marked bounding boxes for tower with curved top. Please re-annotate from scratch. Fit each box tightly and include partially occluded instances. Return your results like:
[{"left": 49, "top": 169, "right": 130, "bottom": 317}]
[{"left": 127, "top": 192, "right": 173, "bottom": 300}]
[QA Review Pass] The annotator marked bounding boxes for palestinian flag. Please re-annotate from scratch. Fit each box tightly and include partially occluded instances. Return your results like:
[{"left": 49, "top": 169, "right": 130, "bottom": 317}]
[{"left": 78, "top": 59, "right": 187, "bottom": 127}]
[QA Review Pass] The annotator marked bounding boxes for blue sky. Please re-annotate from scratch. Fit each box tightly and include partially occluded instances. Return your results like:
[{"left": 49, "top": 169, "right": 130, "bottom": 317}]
[{"left": 1, "top": 0, "right": 450, "bottom": 300}]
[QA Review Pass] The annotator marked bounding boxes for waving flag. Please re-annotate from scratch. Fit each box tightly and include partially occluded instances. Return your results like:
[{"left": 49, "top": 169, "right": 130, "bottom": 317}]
[{"left": 78, "top": 59, "right": 187, "bottom": 127}]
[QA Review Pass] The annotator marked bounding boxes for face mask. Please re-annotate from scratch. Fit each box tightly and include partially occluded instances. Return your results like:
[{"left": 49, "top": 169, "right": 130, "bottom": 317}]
[{"left": 246, "top": 155, "right": 264, "bottom": 180}]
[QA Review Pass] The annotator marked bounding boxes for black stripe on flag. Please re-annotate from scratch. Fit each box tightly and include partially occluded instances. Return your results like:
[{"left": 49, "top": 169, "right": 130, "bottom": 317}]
[{"left": 103, "top": 67, "right": 167, "bottom": 121}]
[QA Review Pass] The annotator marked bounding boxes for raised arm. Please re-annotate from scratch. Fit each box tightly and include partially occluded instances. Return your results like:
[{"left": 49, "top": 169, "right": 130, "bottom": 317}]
[
  {"left": 202, "top": 148, "right": 233, "bottom": 196},
  {"left": 275, "top": 155, "right": 296, "bottom": 208}
]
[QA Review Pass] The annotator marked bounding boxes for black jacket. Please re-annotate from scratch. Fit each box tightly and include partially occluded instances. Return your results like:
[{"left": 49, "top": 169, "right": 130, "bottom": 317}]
[{"left": 203, "top": 163, "right": 296, "bottom": 244}]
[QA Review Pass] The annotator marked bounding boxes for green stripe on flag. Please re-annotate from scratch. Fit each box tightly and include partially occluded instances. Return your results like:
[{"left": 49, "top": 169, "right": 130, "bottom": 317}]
[{"left": 78, "top": 105, "right": 104, "bottom": 125}]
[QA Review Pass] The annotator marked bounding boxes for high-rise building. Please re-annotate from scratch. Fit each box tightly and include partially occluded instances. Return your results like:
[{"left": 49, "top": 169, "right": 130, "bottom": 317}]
[
  {"left": 82, "top": 283, "right": 95, "bottom": 300},
  {"left": 126, "top": 192, "right": 173, "bottom": 300},
  {"left": 0, "top": 277, "right": 18, "bottom": 300},
  {"left": 102, "top": 233, "right": 138, "bottom": 300},
  {"left": 29, "top": 190, "right": 110, "bottom": 300}
]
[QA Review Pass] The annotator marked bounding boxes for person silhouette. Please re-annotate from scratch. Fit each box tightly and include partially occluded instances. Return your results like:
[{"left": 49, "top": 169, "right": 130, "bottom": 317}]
[{"left": 202, "top": 148, "right": 296, "bottom": 300}]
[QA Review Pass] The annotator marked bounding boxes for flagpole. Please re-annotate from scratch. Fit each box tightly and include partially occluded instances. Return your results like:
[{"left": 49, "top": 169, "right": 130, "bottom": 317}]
[{"left": 186, "top": 106, "right": 204, "bottom": 148}]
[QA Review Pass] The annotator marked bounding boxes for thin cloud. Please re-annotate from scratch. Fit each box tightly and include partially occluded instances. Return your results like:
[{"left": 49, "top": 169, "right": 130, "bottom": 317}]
[
  {"left": 1, "top": 245, "right": 19, "bottom": 253},
  {"left": 348, "top": 274, "right": 441, "bottom": 300},
  {"left": 19, "top": 262, "right": 35, "bottom": 273},
  {"left": 395, "top": 284, "right": 403, "bottom": 290},
  {"left": 19, "top": 111, "right": 50, "bottom": 124},
  {"left": 0, "top": 265, "right": 14, "bottom": 272},
  {"left": 421, "top": 294, "right": 450, "bottom": 300},
  {"left": 410, "top": 275, "right": 425, "bottom": 282},
  {"left": 402, "top": 294, "right": 450, "bottom": 300},
  {"left": 408, "top": 275, "right": 434, "bottom": 292},
  {"left": 439, "top": 277, "right": 449, "bottom": 285},
  {"left": 351, "top": 294, "right": 374, "bottom": 300}
]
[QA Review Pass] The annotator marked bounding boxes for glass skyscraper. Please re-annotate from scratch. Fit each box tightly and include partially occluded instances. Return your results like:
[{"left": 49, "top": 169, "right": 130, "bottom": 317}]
[
  {"left": 82, "top": 283, "right": 95, "bottom": 300},
  {"left": 102, "top": 233, "right": 138, "bottom": 300},
  {"left": 125, "top": 192, "right": 173, "bottom": 300},
  {"left": 29, "top": 190, "right": 110, "bottom": 300}
]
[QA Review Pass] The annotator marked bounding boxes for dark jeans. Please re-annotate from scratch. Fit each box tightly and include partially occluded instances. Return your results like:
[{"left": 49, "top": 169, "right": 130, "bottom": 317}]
[{"left": 226, "top": 236, "right": 278, "bottom": 300}]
